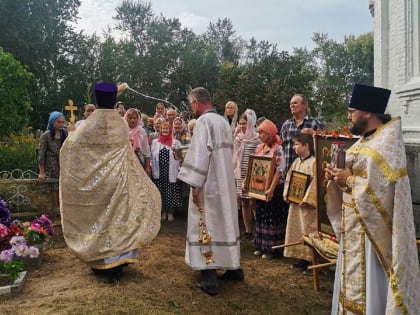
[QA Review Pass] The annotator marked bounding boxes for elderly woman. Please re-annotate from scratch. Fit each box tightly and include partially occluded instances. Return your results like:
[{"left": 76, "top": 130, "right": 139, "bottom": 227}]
[
  {"left": 151, "top": 121, "right": 182, "bottom": 222},
  {"left": 245, "top": 119, "right": 288, "bottom": 259},
  {"left": 38, "top": 111, "right": 67, "bottom": 211}
]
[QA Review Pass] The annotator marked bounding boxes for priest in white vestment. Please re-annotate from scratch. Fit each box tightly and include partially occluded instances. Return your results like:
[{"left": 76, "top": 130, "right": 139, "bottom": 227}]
[
  {"left": 325, "top": 84, "right": 420, "bottom": 314},
  {"left": 60, "top": 83, "right": 161, "bottom": 284},
  {"left": 178, "top": 87, "right": 242, "bottom": 296}
]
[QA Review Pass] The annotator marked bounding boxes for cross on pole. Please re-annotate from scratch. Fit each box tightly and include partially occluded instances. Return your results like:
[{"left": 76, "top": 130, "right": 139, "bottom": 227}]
[{"left": 65, "top": 99, "right": 78, "bottom": 123}]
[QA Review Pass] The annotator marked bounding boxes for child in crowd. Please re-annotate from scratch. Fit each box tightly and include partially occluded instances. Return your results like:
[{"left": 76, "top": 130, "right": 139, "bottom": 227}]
[
  {"left": 153, "top": 102, "right": 167, "bottom": 124},
  {"left": 283, "top": 133, "right": 317, "bottom": 275}
]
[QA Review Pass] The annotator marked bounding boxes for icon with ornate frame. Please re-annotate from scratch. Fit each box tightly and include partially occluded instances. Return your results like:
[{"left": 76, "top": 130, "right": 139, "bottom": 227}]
[
  {"left": 286, "top": 171, "right": 311, "bottom": 204},
  {"left": 243, "top": 155, "right": 275, "bottom": 201}
]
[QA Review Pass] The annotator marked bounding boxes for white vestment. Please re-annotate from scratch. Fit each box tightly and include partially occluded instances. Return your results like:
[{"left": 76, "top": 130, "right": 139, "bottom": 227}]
[
  {"left": 327, "top": 117, "right": 420, "bottom": 315},
  {"left": 178, "top": 110, "right": 241, "bottom": 270}
]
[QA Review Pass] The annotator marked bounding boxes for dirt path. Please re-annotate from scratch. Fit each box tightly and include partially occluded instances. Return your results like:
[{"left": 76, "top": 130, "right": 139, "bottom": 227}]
[{"left": 0, "top": 213, "right": 334, "bottom": 314}]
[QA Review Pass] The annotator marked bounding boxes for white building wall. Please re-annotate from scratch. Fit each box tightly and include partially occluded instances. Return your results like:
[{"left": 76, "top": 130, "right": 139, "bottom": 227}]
[{"left": 373, "top": 0, "right": 420, "bottom": 236}]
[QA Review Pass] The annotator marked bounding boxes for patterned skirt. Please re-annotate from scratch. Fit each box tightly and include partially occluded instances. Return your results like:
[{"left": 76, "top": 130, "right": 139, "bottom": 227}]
[{"left": 254, "top": 183, "right": 289, "bottom": 254}]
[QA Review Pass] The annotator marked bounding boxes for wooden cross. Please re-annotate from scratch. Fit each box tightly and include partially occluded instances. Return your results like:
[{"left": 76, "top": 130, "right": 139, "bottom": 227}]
[{"left": 65, "top": 99, "right": 78, "bottom": 123}]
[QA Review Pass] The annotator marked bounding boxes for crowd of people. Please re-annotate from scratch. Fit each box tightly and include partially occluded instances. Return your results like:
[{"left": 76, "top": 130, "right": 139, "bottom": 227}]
[{"left": 37, "top": 82, "right": 419, "bottom": 313}]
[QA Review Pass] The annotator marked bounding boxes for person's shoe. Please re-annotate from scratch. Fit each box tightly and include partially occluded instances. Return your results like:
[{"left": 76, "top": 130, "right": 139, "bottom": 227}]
[
  {"left": 253, "top": 250, "right": 262, "bottom": 256},
  {"left": 106, "top": 266, "right": 122, "bottom": 284},
  {"left": 167, "top": 213, "right": 174, "bottom": 222},
  {"left": 240, "top": 232, "right": 252, "bottom": 241},
  {"left": 303, "top": 269, "right": 313, "bottom": 276},
  {"left": 291, "top": 260, "right": 309, "bottom": 271},
  {"left": 218, "top": 269, "right": 244, "bottom": 281},
  {"left": 196, "top": 270, "right": 218, "bottom": 296},
  {"left": 161, "top": 212, "right": 167, "bottom": 221},
  {"left": 261, "top": 253, "right": 274, "bottom": 259}
]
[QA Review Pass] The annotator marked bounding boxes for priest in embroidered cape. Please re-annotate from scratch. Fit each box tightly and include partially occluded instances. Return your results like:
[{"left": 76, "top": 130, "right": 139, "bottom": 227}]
[
  {"left": 60, "top": 82, "right": 161, "bottom": 283},
  {"left": 325, "top": 84, "right": 420, "bottom": 314},
  {"left": 177, "top": 87, "right": 243, "bottom": 296}
]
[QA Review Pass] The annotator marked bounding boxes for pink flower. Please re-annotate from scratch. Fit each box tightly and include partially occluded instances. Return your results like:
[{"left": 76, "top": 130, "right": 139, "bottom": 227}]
[
  {"left": 0, "top": 224, "right": 8, "bottom": 238},
  {"left": 30, "top": 222, "right": 42, "bottom": 232}
]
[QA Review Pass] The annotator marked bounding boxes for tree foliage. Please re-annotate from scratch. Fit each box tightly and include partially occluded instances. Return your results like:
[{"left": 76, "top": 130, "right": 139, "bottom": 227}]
[
  {"left": 311, "top": 32, "right": 374, "bottom": 127},
  {"left": 0, "top": 0, "right": 373, "bottom": 133},
  {"left": 0, "top": 48, "right": 32, "bottom": 138}
]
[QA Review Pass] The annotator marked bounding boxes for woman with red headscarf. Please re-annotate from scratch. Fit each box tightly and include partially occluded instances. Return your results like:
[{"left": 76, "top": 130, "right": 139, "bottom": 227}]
[
  {"left": 151, "top": 121, "right": 182, "bottom": 222},
  {"left": 244, "top": 119, "right": 288, "bottom": 259}
]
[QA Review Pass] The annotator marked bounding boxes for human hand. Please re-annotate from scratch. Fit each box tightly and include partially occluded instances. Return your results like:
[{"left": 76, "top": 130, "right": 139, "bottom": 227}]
[
  {"left": 324, "top": 163, "right": 334, "bottom": 180},
  {"left": 38, "top": 174, "right": 45, "bottom": 184},
  {"left": 301, "top": 128, "right": 315, "bottom": 135},
  {"left": 329, "top": 167, "right": 352, "bottom": 187},
  {"left": 145, "top": 165, "right": 151, "bottom": 177},
  {"left": 265, "top": 188, "right": 274, "bottom": 202}
]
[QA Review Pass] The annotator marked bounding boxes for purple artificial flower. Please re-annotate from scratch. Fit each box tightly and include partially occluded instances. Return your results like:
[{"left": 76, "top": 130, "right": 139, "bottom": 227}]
[
  {"left": 9, "top": 235, "right": 26, "bottom": 246},
  {"left": 0, "top": 199, "right": 11, "bottom": 227},
  {"left": 14, "top": 243, "right": 28, "bottom": 257},
  {"left": 0, "top": 249, "right": 13, "bottom": 263}
]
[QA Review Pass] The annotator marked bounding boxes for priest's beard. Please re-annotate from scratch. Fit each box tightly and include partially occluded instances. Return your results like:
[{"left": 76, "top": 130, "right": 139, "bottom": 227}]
[{"left": 350, "top": 116, "right": 368, "bottom": 136}]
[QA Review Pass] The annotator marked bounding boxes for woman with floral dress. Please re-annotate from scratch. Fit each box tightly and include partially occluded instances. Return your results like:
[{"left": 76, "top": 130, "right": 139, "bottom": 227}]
[{"left": 37, "top": 111, "right": 67, "bottom": 211}]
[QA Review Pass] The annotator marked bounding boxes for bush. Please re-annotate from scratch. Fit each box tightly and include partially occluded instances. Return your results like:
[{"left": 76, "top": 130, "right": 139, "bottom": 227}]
[{"left": 0, "top": 129, "right": 39, "bottom": 172}]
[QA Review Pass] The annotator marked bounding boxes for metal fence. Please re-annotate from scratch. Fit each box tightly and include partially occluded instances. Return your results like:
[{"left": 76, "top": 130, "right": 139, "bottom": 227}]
[{"left": 0, "top": 169, "right": 57, "bottom": 218}]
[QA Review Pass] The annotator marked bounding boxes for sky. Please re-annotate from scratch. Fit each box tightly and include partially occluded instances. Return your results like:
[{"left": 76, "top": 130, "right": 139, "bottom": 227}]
[{"left": 75, "top": 0, "right": 373, "bottom": 52}]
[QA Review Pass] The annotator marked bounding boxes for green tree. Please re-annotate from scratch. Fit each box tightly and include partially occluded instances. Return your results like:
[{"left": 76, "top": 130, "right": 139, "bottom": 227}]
[
  {"left": 204, "top": 18, "right": 243, "bottom": 64},
  {"left": 0, "top": 48, "right": 32, "bottom": 138},
  {"left": 0, "top": 0, "right": 82, "bottom": 129},
  {"left": 311, "top": 32, "right": 373, "bottom": 127}
]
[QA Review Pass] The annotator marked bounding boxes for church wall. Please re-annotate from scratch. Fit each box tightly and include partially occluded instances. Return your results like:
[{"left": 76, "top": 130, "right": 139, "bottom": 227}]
[{"left": 373, "top": 0, "right": 420, "bottom": 237}]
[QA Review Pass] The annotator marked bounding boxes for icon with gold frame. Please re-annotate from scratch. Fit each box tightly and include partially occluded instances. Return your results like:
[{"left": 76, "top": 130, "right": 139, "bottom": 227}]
[
  {"left": 244, "top": 155, "right": 275, "bottom": 201},
  {"left": 286, "top": 171, "right": 311, "bottom": 204}
]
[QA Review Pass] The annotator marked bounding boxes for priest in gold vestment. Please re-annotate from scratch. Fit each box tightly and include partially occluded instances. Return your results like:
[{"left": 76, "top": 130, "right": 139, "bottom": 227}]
[
  {"left": 326, "top": 84, "right": 420, "bottom": 314},
  {"left": 60, "top": 83, "right": 161, "bottom": 283}
]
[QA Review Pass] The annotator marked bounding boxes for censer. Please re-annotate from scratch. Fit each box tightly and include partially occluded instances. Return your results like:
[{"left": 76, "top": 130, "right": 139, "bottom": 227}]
[{"left": 198, "top": 207, "right": 215, "bottom": 264}]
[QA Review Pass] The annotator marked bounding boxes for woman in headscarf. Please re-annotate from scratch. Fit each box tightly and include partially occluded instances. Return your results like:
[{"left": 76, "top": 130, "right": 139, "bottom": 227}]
[
  {"left": 124, "top": 108, "right": 151, "bottom": 176},
  {"left": 172, "top": 116, "right": 188, "bottom": 144},
  {"left": 151, "top": 121, "right": 182, "bottom": 222},
  {"left": 233, "top": 113, "right": 261, "bottom": 241},
  {"left": 38, "top": 111, "right": 67, "bottom": 211},
  {"left": 224, "top": 101, "right": 238, "bottom": 134},
  {"left": 246, "top": 119, "right": 288, "bottom": 259}
]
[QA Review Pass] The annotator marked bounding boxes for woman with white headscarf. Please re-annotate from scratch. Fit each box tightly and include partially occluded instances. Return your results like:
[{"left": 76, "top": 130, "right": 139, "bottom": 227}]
[{"left": 232, "top": 113, "right": 260, "bottom": 240}]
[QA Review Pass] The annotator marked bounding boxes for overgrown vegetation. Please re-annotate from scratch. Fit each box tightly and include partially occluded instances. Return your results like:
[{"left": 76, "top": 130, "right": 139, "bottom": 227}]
[{"left": 0, "top": 130, "right": 39, "bottom": 172}]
